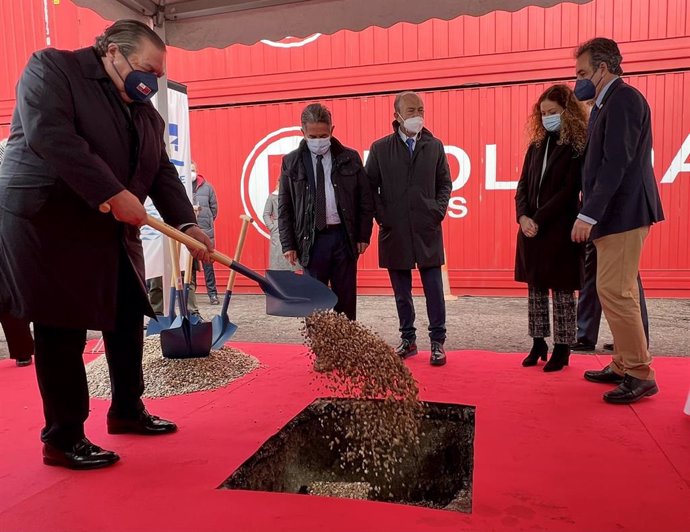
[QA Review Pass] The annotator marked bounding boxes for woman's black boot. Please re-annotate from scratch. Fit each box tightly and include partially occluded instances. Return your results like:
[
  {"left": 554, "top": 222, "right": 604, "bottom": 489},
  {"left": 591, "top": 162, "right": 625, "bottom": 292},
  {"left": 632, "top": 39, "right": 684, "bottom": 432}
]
[
  {"left": 522, "top": 337, "right": 548, "bottom": 367},
  {"left": 544, "top": 343, "right": 571, "bottom": 372}
]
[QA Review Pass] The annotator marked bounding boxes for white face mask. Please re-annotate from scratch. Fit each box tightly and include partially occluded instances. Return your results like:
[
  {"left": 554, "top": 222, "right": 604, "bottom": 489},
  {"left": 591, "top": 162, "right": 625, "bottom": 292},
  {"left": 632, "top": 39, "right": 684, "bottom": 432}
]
[
  {"left": 401, "top": 116, "right": 424, "bottom": 135},
  {"left": 542, "top": 113, "right": 562, "bottom": 132},
  {"left": 191, "top": 170, "right": 197, "bottom": 181},
  {"left": 306, "top": 137, "right": 331, "bottom": 156}
]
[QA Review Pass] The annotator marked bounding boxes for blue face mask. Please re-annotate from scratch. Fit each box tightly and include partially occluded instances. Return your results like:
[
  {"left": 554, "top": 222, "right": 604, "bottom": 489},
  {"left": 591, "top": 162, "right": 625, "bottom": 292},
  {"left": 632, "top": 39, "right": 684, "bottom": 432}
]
[
  {"left": 542, "top": 113, "right": 562, "bottom": 132},
  {"left": 574, "top": 69, "right": 600, "bottom": 101},
  {"left": 114, "top": 52, "right": 159, "bottom": 102}
]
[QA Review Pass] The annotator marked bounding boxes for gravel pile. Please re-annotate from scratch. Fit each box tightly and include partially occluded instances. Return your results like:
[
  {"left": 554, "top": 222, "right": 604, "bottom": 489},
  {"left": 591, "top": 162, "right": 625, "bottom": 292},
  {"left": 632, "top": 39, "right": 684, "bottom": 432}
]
[
  {"left": 302, "top": 311, "right": 423, "bottom": 496},
  {"left": 86, "top": 336, "right": 260, "bottom": 398}
]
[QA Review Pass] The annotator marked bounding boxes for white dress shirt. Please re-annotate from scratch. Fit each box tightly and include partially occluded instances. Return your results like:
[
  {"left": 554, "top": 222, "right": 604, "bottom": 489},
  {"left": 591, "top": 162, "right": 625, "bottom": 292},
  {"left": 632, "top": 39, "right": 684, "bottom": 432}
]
[
  {"left": 310, "top": 149, "right": 341, "bottom": 225},
  {"left": 398, "top": 129, "right": 420, "bottom": 152}
]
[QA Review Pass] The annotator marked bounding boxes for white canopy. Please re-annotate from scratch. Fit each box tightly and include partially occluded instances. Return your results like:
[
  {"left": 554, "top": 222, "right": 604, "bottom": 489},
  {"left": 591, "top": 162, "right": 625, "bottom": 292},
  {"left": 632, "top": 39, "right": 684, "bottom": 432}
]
[{"left": 73, "top": 0, "right": 592, "bottom": 50}]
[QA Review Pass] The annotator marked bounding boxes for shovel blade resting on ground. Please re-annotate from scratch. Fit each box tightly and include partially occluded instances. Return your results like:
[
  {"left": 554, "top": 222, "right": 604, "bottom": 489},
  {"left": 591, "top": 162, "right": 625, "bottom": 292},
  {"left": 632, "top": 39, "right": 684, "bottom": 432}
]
[
  {"left": 159, "top": 240, "right": 213, "bottom": 359},
  {"left": 211, "top": 215, "right": 251, "bottom": 349},
  {"left": 147, "top": 286, "right": 176, "bottom": 336}
]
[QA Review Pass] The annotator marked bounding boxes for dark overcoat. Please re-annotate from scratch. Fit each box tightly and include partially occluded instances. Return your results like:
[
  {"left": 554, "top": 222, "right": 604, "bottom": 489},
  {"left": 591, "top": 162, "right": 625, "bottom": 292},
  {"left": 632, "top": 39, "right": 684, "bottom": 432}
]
[
  {"left": 278, "top": 137, "right": 374, "bottom": 267},
  {"left": 514, "top": 134, "right": 584, "bottom": 291},
  {"left": 580, "top": 78, "right": 664, "bottom": 240},
  {"left": 0, "top": 47, "right": 195, "bottom": 331},
  {"left": 365, "top": 122, "right": 452, "bottom": 270}
]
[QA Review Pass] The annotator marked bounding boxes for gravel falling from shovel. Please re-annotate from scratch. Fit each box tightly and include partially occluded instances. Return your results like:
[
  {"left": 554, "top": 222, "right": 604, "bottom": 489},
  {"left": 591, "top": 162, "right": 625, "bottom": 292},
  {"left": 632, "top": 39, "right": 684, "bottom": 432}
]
[
  {"left": 86, "top": 336, "right": 260, "bottom": 399},
  {"left": 302, "top": 311, "right": 424, "bottom": 497}
]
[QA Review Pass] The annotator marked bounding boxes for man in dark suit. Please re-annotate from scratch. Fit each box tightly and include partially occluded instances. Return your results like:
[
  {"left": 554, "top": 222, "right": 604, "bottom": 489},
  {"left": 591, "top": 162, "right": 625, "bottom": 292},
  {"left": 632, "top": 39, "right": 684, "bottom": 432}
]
[
  {"left": 279, "top": 103, "right": 374, "bottom": 320},
  {"left": 0, "top": 20, "right": 212, "bottom": 469},
  {"left": 571, "top": 38, "right": 664, "bottom": 404},
  {"left": 366, "top": 91, "right": 452, "bottom": 366}
]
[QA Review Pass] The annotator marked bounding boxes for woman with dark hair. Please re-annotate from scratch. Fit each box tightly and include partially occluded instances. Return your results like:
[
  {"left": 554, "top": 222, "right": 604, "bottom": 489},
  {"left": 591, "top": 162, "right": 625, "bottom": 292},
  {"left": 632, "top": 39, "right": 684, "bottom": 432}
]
[{"left": 515, "top": 84, "right": 587, "bottom": 371}]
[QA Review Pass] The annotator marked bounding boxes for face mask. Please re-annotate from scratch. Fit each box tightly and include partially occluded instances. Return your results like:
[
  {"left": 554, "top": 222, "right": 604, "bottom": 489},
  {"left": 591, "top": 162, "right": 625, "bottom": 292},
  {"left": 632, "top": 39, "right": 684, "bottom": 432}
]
[
  {"left": 574, "top": 69, "right": 601, "bottom": 102},
  {"left": 191, "top": 170, "right": 197, "bottom": 181},
  {"left": 113, "top": 51, "right": 158, "bottom": 102},
  {"left": 542, "top": 113, "right": 562, "bottom": 132},
  {"left": 306, "top": 137, "right": 331, "bottom": 156},
  {"left": 401, "top": 116, "right": 424, "bottom": 135}
]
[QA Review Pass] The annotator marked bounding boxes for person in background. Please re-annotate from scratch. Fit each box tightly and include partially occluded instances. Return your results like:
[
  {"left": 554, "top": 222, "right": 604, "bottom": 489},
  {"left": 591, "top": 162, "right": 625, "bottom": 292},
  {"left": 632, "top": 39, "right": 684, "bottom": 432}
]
[
  {"left": 0, "top": 20, "right": 213, "bottom": 469},
  {"left": 0, "top": 138, "right": 34, "bottom": 367},
  {"left": 279, "top": 103, "right": 374, "bottom": 321},
  {"left": 191, "top": 161, "right": 219, "bottom": 305},
  {"left": 514, "top": 84, "right": 587, "bottom": 372},
  {"left": 572, "top": 37, "right": 664, "bottom": 404},
  {"left": 365, "top": 91, "right": 452, "bottom": 367},
  {"left": 263, "top": 179, "right": 300, "bottom": 271}
]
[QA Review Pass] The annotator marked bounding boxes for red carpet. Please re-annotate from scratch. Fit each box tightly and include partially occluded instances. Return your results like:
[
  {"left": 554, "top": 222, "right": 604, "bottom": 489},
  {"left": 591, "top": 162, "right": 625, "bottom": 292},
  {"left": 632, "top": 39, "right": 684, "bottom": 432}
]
[{"left": 1, "top": 344, "right": 689, "bottom": 532}]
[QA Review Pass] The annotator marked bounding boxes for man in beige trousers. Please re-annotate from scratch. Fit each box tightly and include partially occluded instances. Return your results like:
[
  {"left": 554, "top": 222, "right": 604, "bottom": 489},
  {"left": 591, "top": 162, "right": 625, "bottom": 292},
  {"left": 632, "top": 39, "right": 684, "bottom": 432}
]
[{"left": 571, "top": 38, "right": 664, "bottom": 404}]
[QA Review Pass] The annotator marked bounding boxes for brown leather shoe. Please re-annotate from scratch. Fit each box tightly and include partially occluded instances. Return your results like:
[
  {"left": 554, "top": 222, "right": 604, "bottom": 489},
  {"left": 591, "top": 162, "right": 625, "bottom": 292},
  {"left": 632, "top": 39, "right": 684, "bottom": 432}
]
[
  {"left": 108, "top": 410, "right": 177, "bottom": 435},
  {"left": 43, "top": 438, "right": 119, "bottom": 470}
]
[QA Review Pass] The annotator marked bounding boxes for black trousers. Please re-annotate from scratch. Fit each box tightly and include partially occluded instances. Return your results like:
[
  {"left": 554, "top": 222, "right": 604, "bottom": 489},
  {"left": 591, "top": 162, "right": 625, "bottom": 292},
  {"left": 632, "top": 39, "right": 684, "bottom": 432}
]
[
  {"left": 576, "top": 241, "right": 649, "bottom": 346},
  {"left": 34, "top": 255, "right": 146, "bottom": 449},
  {"left": 0, "top": 313, "right": 34, "bottom": 360},
  {"left": 388, "top": 267, "right": 446, "bottom": 344},
  {"left": 304, "top": 226, "right": 357, "bottom": 320}
]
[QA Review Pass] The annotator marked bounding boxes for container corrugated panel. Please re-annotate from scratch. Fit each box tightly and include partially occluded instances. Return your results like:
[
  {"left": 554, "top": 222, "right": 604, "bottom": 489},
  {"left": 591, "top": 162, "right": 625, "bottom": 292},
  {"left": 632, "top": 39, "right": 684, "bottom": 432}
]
[
  {"left": 164, "top": 0, "right": 689, "bottom": 82},
  {"left": 0, "top": 0, "right": 49, "bottom": 125},
  {"left": 189, "top": 72, "right": 690, "bottom": 296}
]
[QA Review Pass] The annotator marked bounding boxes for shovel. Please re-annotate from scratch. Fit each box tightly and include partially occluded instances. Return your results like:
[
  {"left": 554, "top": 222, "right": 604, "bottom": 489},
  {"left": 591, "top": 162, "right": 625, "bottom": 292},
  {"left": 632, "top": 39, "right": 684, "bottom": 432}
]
[
  {"left": 146, "top": 243, "right": 179, "bottom": 336},
  {"left": 160, "top": 237, "right": 213, "bottom": 359},
  {"left": 183, "top": 251, "right": 203, "bottom": 325},
  {"left": 211, "top": 214, "right": 252, "bottom": 349},
  {"left": 143, "top": 215, "right": 337, "bottom": 317}
]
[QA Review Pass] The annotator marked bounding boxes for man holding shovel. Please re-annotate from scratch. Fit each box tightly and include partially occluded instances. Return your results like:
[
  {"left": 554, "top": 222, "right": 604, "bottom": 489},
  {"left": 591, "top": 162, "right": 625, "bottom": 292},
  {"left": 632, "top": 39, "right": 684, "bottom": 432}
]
[{"left": 0, "top": 20, "right": 212, "bottom": 469}]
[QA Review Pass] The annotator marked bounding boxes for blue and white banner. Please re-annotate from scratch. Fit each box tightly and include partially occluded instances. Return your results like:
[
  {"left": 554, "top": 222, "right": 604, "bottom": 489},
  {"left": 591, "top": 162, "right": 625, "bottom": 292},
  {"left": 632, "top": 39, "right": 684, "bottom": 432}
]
[{"left": 143, "top": 81, "right": 193, "bottom": 280}]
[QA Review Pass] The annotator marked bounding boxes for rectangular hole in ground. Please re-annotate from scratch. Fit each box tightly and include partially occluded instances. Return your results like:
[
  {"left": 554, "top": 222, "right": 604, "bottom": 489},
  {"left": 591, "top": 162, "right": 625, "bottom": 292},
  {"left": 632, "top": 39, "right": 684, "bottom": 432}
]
[{"left": 219, "top": 398, "right": 475, "bottom": 512}]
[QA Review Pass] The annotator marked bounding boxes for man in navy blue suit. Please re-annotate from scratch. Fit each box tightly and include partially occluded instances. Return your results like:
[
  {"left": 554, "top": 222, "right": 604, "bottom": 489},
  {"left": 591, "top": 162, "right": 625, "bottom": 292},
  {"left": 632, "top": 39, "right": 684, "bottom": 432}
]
[{"left": 571, "top": 38, "right": 664, "bottom": 404}]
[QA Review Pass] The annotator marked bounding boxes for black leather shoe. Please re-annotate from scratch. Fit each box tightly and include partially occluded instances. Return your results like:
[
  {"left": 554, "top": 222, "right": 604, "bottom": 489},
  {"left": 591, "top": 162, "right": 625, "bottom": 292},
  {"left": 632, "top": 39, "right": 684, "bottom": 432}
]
[
  {"left": 430, "top": 342, "right": 447, "bottom": 366},
  {"left": 571, "top": 341, "right": 596, "bottom": 352},
  {"left": 603, "top": 375, "right": 659, "bottom": 404},
  {"left": 108, "top": 410, "right": 178, "bottom": 435},
  {"left": 602, "top": 343, "right": 614, "bottom": 351},
  {"left": 584, "top": 366, "right": 624, "bottom": 384},
  {"left": 43, "top": 438, "right": 120, "bottom": 470},
  {"left": 543, "top": 344, "right": 570, "bottom": 372},
  {"left": 395, "top": 339, "right": 418, "bottom": 359},
  {"left": 15, "top": 357, "right": 32, "bottom": 367},
  {"left": 210, "top": 296, "right": 220, "bottom": 305},
  {"left": 522, "top": 338, "right": 548, "bottom": 367}
]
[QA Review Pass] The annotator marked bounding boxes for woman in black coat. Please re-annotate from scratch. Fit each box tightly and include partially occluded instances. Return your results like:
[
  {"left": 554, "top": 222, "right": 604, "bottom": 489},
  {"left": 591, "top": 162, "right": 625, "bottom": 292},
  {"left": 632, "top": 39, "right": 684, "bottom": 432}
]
[{"left": 514, "top": 84, "right": 587, "bottom": 371}]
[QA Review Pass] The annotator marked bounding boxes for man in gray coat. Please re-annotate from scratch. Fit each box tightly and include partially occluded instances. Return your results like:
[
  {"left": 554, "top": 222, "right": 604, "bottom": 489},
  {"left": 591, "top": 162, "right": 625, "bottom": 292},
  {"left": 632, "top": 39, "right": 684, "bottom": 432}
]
[
  {"left": 191, "top": 161, "right": 219, "bottom": 304},
  {"left": 366, "top": 91, "right": 452, "bottom": 366}
]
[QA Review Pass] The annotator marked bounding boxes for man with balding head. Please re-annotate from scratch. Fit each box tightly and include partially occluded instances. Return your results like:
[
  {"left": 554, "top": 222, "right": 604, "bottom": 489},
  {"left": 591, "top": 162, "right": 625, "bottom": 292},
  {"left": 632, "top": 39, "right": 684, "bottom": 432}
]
[{"left": 366, "top": 91, "right": 452, "bottom": 366}]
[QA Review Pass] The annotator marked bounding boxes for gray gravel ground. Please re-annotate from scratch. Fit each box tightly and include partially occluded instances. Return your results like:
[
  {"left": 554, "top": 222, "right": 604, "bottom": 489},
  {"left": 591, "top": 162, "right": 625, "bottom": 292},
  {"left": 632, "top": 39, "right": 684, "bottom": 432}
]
[{"left": 2, "top": 295, "right": 688, "bottom": 359}]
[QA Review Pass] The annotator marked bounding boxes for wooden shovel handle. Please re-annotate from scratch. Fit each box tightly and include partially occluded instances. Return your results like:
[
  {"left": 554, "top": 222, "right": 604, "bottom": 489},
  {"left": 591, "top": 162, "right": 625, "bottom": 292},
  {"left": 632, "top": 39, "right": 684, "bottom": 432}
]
[
  {"left": 168, "top": 238, "right": 182, "bottom": 291},
  {"left": 227, "top": 215, "right": 253, "bottom": 291},
  {"left": 99, "top": 203, "right": 235, "bottom": 270},
  {"left": 184, "top": 248, "right": 194, "bottom": 285}
]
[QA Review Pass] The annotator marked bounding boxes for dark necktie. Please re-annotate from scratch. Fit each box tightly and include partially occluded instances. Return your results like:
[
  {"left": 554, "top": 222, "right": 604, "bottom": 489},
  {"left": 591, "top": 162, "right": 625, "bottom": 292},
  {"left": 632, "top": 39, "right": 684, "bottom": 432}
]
[
  {"left": 587, "top": 104, "right": 600, "bottom": 137},
  {"left": 315, "top": 154, "right": 327, "bottom": 231},
  {"left": 406, "top": 137, "right": 415, "bottom": 156}
]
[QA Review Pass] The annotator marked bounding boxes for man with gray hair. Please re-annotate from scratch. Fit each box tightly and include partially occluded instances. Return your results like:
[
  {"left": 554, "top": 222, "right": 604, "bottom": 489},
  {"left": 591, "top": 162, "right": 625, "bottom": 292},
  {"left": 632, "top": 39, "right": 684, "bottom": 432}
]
[
  {"left": 366, "top": 91, "right": 452, "bottom": 366},
  {"left": 278, "top": 103, "right": 373, "bottom": 320}
]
